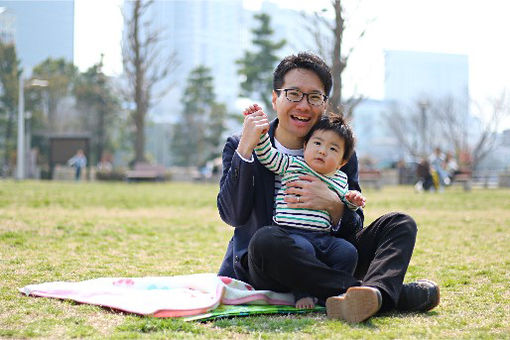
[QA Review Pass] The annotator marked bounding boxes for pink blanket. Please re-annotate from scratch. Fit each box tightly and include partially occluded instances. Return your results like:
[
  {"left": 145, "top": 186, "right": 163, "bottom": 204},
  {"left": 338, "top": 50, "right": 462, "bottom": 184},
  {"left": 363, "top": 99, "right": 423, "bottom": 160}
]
[{"left": 19, "top": 274, "right": 295, "bottom": 317}]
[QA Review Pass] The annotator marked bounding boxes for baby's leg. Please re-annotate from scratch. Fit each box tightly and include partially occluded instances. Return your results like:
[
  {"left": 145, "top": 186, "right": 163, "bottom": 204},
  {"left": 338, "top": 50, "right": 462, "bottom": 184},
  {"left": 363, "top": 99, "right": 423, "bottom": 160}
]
[
  {"left": 318, "top": 236, "right": 358, "bottom": 274},
  {"left": 288, "top": 233, "right": 318, "bottom": 308},
  {"left": 288, "top": 233, "right": 316, "bottom": 257}
]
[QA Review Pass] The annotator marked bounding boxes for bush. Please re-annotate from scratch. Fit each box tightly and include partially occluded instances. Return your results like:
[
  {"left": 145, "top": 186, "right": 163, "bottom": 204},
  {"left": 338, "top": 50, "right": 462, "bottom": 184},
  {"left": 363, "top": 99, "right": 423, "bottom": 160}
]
[{"left": 95, "top": 170, "right": 126, "bottom": 181}]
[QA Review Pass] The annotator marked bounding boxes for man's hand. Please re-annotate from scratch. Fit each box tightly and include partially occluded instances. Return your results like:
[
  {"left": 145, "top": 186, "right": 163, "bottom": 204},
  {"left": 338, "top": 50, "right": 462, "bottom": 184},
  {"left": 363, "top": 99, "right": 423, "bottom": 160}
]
[
  {"left": 284, "top": 174, "right": 345, "bottom": 225},
  {"left": 237, "top": 104, "right": 269, "bottom": 159},
  {"left": 345, "top": 190, "right": 366, "bottom": 208}
]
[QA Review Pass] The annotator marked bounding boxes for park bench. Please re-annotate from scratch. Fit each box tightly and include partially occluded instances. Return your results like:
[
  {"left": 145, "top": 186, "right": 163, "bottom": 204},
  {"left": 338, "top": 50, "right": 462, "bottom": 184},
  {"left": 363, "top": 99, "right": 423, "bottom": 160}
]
[
  {"left": 125, "top": 162, "right": 166, "bottom": 182},
  {"left": 359, "top": 169, "right": 382, "bottom": 190},
  {"left": 452, "top": 169, "right": 472, "bottom": 191}
]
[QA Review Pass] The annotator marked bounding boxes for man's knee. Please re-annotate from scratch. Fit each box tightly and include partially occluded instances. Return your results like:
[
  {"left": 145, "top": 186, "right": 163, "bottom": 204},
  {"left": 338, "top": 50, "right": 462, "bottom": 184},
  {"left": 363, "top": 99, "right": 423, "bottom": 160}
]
[
  {"left": 397, "top": 212, "right": 417, "bottom": 237},
  {"left": 384, "top": 212, "right": 418, "bottom": 237}
]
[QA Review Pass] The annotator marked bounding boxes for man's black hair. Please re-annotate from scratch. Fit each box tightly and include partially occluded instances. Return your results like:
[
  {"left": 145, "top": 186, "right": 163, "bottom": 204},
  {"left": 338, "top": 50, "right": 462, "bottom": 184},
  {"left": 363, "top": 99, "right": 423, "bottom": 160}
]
[
  {"left": 273, "top": 52, "right": 332, "bottom": 97},
  {"left": 304, "top": 113, "right": 355, "bottom": 162}
]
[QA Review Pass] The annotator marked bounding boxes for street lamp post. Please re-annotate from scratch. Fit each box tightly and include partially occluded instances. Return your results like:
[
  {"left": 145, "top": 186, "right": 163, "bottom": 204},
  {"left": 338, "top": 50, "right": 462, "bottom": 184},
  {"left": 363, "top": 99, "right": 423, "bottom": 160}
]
[
  {"left": 418, "top": 100, "right": 429, "bottom": 157},
  {"left": 16, "top": 74, "right": 24, "bottom": 180},
  {"left": 16, "top": 73, "right": 49, "bottom": 180}
]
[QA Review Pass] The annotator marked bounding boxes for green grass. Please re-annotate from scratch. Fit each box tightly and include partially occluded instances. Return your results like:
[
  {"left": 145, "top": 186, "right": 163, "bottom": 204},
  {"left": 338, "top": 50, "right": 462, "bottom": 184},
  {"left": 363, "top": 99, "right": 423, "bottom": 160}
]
[{"left": 0, "top": 180, "right": 509, "bottom": 339}]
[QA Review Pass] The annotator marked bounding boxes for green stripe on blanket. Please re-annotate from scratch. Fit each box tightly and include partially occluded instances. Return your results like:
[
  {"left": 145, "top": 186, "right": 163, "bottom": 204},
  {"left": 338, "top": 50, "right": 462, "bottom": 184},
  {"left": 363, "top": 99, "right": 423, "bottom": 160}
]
[{"left": 182, "top": 304, "right": 325, "bottom": 321}]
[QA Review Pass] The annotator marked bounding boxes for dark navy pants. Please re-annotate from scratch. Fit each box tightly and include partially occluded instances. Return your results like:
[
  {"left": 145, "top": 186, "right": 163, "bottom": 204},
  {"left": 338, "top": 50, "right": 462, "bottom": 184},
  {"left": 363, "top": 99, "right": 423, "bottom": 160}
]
[{"left": 245, "top": 212, "right": 417, "bottom": 311}]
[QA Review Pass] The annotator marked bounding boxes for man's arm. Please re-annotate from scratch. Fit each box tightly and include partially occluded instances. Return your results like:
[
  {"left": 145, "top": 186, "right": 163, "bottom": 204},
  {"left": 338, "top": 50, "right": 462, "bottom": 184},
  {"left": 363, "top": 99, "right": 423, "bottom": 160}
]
[
  {"left": 217, "top": 136, "right": 256, "bottom": 227},
  {"left": 217, "top": 109, "right": 269, "bottom": 227},
  {"left": 335, "top": 152, "right": 364, "bottom": 237},
  {"left": 284, "top": 175, "right": 345, "bottom": 225}
]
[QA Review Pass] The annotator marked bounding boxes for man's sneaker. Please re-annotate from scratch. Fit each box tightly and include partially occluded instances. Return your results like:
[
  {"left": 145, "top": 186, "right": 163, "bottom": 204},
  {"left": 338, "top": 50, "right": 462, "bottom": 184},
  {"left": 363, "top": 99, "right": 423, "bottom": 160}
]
[
  {"left": 397, "top": 279, "right": 440, "bottom": 312},
  {"left": 326, "top": 286, "right": 382, "bottom": 323}
]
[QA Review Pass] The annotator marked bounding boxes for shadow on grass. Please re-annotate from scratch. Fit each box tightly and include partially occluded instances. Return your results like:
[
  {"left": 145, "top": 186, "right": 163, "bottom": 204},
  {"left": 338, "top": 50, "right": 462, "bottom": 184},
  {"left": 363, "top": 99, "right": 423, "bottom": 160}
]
[
  {"left": 117, "top": 317, "right": 206, "bottom": 335},
  {"left": 212, "top": 313, "right": 382, "bottom": 333},
  {"left": 379, "top": 309, "right": 440, "bottom": 319}
]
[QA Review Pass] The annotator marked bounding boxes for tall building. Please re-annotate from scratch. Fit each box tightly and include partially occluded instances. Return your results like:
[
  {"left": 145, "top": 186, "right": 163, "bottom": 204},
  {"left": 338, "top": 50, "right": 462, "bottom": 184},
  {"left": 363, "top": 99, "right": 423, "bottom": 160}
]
[
  {"left": 138, "top": 0, "right": 245, "bottom": 120},
  {"left": 352, "top": 50, "right": 470, "bottom": 166},
  {"left": 384, "top": 50, "right": 469, "bottom": 112},
  {"left": 258, "top": 1, "right": 311, "bottom": 60},
  {"left": 0, "top": 6, "right": 15, "bottom": 43},
  {"left": 134, "top": 0, "right": 317, "bottom": 165},
  {"left": 131, "top": 0, "right": 316, "bottom": 121},
  {"left": 125, "top": 1, "right": 320, "bottom": 165},
  {"left": 0, "top": 0, "right": 74, "bottom": 75},
  {"left": 351, "top": 99, "right": 398, "bottom": 166}
]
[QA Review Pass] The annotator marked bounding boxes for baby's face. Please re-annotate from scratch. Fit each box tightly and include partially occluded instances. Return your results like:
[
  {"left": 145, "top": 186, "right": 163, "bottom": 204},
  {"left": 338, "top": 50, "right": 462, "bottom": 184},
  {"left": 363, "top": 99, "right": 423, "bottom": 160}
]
[{"left": 303, "top": 129, "right": 345, "bottom": 175}]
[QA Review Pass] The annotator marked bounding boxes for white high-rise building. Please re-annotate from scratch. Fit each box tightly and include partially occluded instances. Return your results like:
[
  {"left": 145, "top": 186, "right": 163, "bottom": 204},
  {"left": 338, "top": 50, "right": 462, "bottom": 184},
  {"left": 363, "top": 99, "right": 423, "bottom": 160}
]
[
  {"left": 132, "top": 0, "right": 317, "bottom": 121},
  {"left": 0, "top": 0, "right": 74, "bottom": 75},
  {"left": 0, "top": 6, "right": 15, "bottom": 43},
  {"left": 384, "top": 50, "right": 469, "bottom": 112},
  {"left": 353, "top": 50, "right": 470, "bottom": 166},
  {"left": 137, "top": 0, "right": 245, "bottom": 120},
  {"left": 134, "top": 0, "right": 319, "bottom": 165}
]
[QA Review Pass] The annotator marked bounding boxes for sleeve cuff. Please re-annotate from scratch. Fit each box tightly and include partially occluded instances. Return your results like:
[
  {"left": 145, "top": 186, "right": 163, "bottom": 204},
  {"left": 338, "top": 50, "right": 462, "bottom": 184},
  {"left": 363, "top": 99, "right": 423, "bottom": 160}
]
[{"left": 235, "top": 150, "right": 254, "bottom": 163}]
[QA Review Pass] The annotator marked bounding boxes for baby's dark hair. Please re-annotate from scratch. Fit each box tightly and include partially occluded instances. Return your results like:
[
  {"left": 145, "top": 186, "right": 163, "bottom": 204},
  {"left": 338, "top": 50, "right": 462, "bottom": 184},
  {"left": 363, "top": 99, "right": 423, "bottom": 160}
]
[{"left": 304, "top": 113, "right": 355, "bottom": 162}]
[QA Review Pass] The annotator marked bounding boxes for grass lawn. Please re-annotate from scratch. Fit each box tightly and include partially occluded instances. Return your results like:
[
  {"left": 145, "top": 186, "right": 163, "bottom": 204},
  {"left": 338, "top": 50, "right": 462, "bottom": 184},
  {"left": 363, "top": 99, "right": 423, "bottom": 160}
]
[{"left": 0, "top": 180, "right": 509, "bottom": 339}]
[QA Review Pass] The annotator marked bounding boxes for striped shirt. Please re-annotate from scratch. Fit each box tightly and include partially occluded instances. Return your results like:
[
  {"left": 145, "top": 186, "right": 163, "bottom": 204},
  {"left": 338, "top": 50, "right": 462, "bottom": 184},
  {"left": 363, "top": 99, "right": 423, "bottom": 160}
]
[{"left": 255, "top": 133, "right": 358, "bottom": 232}]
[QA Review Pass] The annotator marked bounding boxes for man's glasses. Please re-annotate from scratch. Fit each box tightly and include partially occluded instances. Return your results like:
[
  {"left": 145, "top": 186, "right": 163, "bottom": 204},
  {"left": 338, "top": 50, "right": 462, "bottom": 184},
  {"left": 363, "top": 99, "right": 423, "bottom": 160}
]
[{"left": 276, "top": 88, "right": 328, "bottom": 106}]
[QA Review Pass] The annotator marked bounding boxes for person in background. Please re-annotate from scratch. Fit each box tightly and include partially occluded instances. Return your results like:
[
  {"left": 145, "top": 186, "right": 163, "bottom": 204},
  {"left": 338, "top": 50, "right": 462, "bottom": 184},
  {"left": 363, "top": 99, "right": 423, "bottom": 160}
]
[
  {"left": 67, "top": 149, "right": 87, "bottom": 181},
  {"left": 429, "top": 147, "right": 447, "bottom": 191},
  {"left": 443, "top": 151, "right": 459, "bottom": 185}
]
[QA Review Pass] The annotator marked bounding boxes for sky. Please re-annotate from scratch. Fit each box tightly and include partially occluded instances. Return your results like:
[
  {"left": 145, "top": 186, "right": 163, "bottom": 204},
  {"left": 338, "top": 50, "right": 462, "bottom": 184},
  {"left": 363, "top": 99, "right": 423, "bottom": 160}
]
[{"left": 74, "top": 0, "right": 510, "bottom": 128}]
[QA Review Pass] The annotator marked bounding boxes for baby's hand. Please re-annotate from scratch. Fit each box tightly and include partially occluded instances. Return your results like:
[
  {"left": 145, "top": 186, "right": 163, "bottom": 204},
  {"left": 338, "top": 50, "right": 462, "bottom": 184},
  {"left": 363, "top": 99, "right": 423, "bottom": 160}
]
[
  {"left": 345, "top": 190, "right": 366, "bottom": 208},
  {"left": 243, "top": 104, "right": 263, "bottom": 116},
  {"left": 243, "top": 104, "right": 268, "bottom": 134}
]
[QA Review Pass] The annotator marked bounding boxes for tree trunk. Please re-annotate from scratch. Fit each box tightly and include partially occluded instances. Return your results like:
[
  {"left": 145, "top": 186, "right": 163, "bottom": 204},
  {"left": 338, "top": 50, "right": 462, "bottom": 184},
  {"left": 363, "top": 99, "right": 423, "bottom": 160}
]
[
  {"left": 133, "top": 0, "right": 146, "bottom": 164},
  {"left": 3, "top": 110, "right": 14, "bottom": 173},
  {"left": 330, "top": 0, "right": 344, "bottom": 114}
]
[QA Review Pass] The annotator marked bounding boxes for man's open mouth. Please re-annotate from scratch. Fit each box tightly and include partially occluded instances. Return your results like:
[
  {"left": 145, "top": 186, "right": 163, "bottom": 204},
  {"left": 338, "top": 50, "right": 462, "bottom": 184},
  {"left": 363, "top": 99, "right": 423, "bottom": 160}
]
[{"left": 291, "top": 114, "right": 311, "bottom": 122}]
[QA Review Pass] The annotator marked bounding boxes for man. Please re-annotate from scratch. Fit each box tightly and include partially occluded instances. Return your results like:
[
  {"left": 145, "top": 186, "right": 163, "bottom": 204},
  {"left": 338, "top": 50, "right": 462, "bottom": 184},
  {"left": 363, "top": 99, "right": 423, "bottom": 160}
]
[{"left": 217, "top": 52, "right": 439, "bottom": 323}]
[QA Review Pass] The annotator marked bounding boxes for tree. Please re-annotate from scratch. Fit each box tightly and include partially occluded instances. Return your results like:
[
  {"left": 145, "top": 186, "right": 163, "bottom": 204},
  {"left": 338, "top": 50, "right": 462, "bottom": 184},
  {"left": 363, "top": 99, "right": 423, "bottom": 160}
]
[
  {"left": 237, "top": 13, "right": 285, "bottom": 113},
  {"left": 387, "top": 93, "right": 510, "bottom": 171},
  {"left": 437, "top": 93, "right": 510, "bottom": 170},
  {"left": 30, "top": 58, "right": 78, "bottom": 132},
  {"left": 172, "top": 65, "right": 227, "bottom": 167},
  {"left": 0, "top": 41, "right": 20, "bottom": 175},
  {"left": 303, "top": 0, "right": 370, "bottom": 119},
  {"left": 74, "top": 57, "right": 121, "bottom": 165},
  {"left": 384, "top": 100, "right": 433, "bottom": 159},
  {"left": 122, "top": 0, "right": 178, "bottom": 164}
]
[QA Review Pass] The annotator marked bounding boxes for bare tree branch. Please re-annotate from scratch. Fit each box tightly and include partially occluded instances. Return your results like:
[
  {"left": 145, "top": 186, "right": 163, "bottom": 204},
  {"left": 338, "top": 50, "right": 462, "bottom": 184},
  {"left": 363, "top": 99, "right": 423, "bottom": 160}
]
[
  {"left": 121, "top": 0, "right": 179, "bottom": 163},
  {"left": 388, "top": 92, "right": 510, "bottom": 171},
  {"left": 302, "top": 0, "right": 372, "bottom": 120}
]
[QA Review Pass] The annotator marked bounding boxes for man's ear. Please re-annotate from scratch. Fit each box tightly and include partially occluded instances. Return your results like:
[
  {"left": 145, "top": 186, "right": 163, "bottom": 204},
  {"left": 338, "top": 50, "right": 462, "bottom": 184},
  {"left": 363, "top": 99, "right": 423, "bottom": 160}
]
[{"left": 272, "top": 90, "right": 278, "bottom": 112}]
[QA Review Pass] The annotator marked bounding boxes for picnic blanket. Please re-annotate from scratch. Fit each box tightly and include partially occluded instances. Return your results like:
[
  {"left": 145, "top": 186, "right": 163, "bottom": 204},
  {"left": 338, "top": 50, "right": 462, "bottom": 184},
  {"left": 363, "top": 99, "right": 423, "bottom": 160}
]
[{"left": 19, "top": 273, "right": 324, "bottom": 320}]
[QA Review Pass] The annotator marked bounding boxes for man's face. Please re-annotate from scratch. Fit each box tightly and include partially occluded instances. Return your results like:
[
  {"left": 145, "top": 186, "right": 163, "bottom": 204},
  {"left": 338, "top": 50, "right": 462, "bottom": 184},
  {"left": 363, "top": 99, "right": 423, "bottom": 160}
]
[{"left": 272, "top": 68, "right": 326, "bottom": 148}]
